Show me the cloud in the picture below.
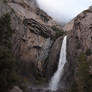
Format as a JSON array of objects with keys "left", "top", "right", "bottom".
[{"left": 36, "top": 0, "right": 92, "bottom": 24}]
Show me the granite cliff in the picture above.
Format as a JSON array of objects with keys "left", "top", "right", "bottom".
[
  {"left": 0, "top": 0, "right": 92, "bottom": 92},
  {"left": 0, "top": 0, "right": 64, "bottom": 84},
  {"left": 66, "top": 6, "right": 92, "bottom": 92}
]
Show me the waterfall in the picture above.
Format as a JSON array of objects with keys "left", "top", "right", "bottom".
[{"left": 49, "top": 36, "right": 67, "bottom": 91}]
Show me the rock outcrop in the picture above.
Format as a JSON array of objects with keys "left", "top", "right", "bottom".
[
  {"left": 0, "top": 0, "right": 64, "bottom": 81},
  {"left": 47, "top": 36, "right": 64, "bottom": 78},
  {"left": 67, "top": 6, "right": 92, "bottom": 92},
  {"left": 9, "top": 86, "right": 23, "bottom": 92}
]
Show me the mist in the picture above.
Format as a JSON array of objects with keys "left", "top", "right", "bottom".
[{"left": 36, "top": 0, "right": 92, "bottom": 24}]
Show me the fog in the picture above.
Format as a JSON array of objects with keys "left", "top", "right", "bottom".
[{"left": 36, "top": 0, "right": 92, "bottom": 24}]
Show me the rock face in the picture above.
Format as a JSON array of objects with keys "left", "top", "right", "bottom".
[
  {"left": 9, "top": 86, "right": 23, "bottom": 92},
  {"left": 63, "top": 20, "right": 74, "bottom": 32},
  {"left": 23, "top": 18, "right": 55, "bottom": 38},
  {"left": 1, "top": 0, "right": 92, "bottom": 92},
  {"left": 0, "top": 0, "right": 64, "bottom": 80},
  {"left": 67, "top": 7, "right": 92, "bottom": 92},
  {"left": 47, "top": 36, "right": 64, "bottom": 78}
]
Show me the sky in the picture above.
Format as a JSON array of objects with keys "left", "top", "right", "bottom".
[{"left": 36, "top": 0, "right": 92, "bottom": 24}]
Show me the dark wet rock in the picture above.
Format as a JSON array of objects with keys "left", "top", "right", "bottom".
[{"left": 47, "top": 36, "right": 64, "bottom": 78}]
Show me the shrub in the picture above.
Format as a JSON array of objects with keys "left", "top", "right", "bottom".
[
  {"left": 83, "top": 10, "right": 92, "bottom": 13},
  {"left": 51, "top": 25, "right": 65, "bottom": 40},
  {"left": 85, "top": 49, "right": 92, "bottom": 56},
  {"left": 0, "top": 13, "right": 12, "bottom": 48},
  {"left": 75, "top": 36, "right": 78, "bottom": 40},
  {"left": 75, "top": 53, "right": 92, "bottom": 92},
  {"left": 76, "top": 42, "right": 81, "bottom": 49},
  {"left": 0, "top": 14, "right": 21, "bottom": 92},
  {"left": 3, "top": 0, "right": 7, "bottom": 3},
  {"left": 0, "top": 46, "right": 17, "bottom": 91},
  {"left": 91, "top": 37, "right": 92, "bottom": 40}
]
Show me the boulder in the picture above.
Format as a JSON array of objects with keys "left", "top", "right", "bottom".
[{"left": 10, "top": 86, "right": 23, "bottom": 92}]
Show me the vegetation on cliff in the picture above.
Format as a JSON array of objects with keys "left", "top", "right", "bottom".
[
  {"left": 0, "top": 14, "right": 23, "bottom": 92},
  {"left": 71, "top": 53, "right": 92, "bottom": 92},
  {"left": 51, "top": 25, "right": 65, "bottom": 40}
]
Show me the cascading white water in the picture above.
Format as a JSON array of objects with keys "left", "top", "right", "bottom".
[{"left": 49, "top": 36, "right": 67, "bottom": 91}]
